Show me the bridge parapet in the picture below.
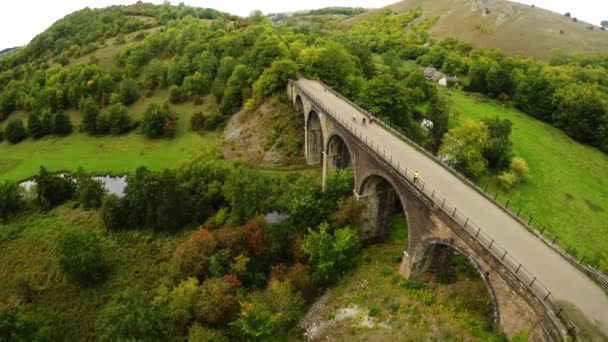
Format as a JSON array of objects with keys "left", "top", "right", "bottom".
[{"left": 289, "top": 79, "right": 578, "bottom": 339}]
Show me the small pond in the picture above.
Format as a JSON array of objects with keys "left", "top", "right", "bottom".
[{"left": 20, "top": 175, "right": 128, "bottom": 198}]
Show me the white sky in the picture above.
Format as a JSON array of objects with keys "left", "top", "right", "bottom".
[{"left": 0, "top": 0, "right": 606, "bottom": 50}]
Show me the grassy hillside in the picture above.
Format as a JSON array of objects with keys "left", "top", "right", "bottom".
[
  {"left": 344, "top": 0, "right": 608, "bottom": 59},
  {"left": 444, "top": 89, "right": 608, "bottom": 264}
]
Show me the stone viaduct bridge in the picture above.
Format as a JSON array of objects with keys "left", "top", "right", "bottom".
[{"left": 288, "top": 79, "right": 608, "bottom": 340}]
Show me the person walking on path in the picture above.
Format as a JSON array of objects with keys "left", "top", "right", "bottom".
[{"left": 413, "top": 171, "right": 420, "bottom": 183}]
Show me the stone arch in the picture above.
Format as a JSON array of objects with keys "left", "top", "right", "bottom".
[
  {"left": 306, "top": 111, "right": 323, "bottom": 165},
  {"left": 358, "top": 174, "right": 411, "bottom": 244},
  {"left": 326, "top": 133, "right": 354, "bottom": 174},
  {"left": 295, "top": 95, "right": 304, "bottom": 114},
  {"left": 411, "top": 238, "right": 500, "bottom": 329}
]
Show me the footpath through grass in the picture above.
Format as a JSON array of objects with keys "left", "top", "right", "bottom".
[{"left": 445, "top": 89, "right": 608, "bottom": 264}]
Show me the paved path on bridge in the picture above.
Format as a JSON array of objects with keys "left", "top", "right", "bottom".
[{"left": 296, "top": 79, "right": 608, "bottom": 334}]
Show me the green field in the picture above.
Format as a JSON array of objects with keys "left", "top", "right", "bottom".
[
  {"left": 445, "top": 89, "right": 608, "bottom": 264},
  {"left": 0, "top": 92, "right": 220, "bottom": 182}
]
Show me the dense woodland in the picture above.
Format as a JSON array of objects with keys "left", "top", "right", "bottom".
[{"left": 0, "top": 1, "right": 607, "bottom": 340}]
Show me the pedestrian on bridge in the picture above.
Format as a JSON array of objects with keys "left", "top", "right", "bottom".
[{"left": 414, "top": 171, "right": 420, "bottom": 183}]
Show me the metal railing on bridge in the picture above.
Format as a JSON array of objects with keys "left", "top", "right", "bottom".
[{"left": 290, "top": 79, "right": 581, "bottom": 338}]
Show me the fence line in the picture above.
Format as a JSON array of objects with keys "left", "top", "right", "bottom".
[{"left": 290, "top": 80, "right": 581, "bottom": 338}]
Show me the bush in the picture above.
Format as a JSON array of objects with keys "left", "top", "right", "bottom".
[
  {"left": 53, "top": 112, "right": 73, "bottom": 136},
  {"left": 96, "top": 113, "right": 110, "bottom": 135},
  {"left": 5, "top": 118, "right": 26, "bottom": 144},
  {"left": 154, "top": 277, "right": 200, "bottom": 324},
  {"left": 119, "top": 78, "right": 139, "bottom": 105},
  {"left": 101, "top": 194, "right": 127, "bottom": 229},
  {"left": 510, "top": 157, "right": 529, "bottom": 180},
  {"left": 496, "top": 171, "right": 517, "bottom": 191},
  {"left": 141, "top": 103, "right": 173, "bottom": 138},
  {"left": 55, "top": 230, "right": 108, "bottom": 286},
  {"left": 106, "top": 103, "right": 132, "bottom": 135},
  {"left": 187, "top": 324, "right": 227, "bottom": 342},
  {"left": 0, "top": 309, "right": 48, "bottom": 341},
  {"left": 95, "top": 288, "right": 169, "bottom": 341},
  {"left": 261, "top": 280, "right": 304, "bottom": 332},
  {"left": 302, "top": 223, "right": 360, "bottom": 284},
  {"left": 193, "top": 278, "right": 238, "bottom": 326},
  {"left": 79, "top": 97, "right": 100, "bottom": 134},
  {"left": 36, "top": 166, "right": 75, "bottom": 208},
  {"left": 75, "top": 172, "right": 106, "bottom": 209},
  {"left": 230, "top": 294, "right": 278, "bottom": 340},
  {"left": 27, "top": 114, "right": 44, "bottom": 139},
  {"left": 173, "top": 228, "right": 217, "bottom": 278},
  {"left": 169, "top": 85, "right": 187, "bottom": 104},
  {"left": 203, "top": 112, "right": 224, "bottom": 130},
  {"left": 190, "top": 112, "right": 205, "bottom": 131},
  {"left": 0, "top": 181, "right": 22, "bottom": 221}
]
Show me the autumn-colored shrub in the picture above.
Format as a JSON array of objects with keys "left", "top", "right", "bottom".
[
  {"left": 286, "top": 263, "right": 313, "bottom": 298},
  {"left": 173, "top": 228, "right": 217, "bottom": 278},
  {"left": 193, "top": 278, "right": 238, "bottom": 326},
  {"left": 214, "top": 227, "right": 246, "bottom": 251},
  {"left": 242, "top": 217, "right": 270, "bottom": 257}
]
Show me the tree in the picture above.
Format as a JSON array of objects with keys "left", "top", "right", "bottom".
[
  {"left": 425, "top": 95, "right": 450, "bottom": 151},
  {"left": 0, "top": 310, "right": 48, "bottom": 341},
  {"left": 360, "top": 74, "right": 415, "bottom": 129},
  {"left": 55, "top": 229, "right": 108, "bottom": 286},
  {"left": 220, "top": 64, "right": 252, "bottom": 115},
  {"left": 564, "top": 12, "right": 571, "bottom": 17},
  {"left": 299, "top": 42, "right": 356, "bottom": 89},
  {"left": 41, "top": 113, "right": 53, "bottom": 136},
  {"left": 75, "top": 171, "right": 106, "bottom": 209},
  {"left": 169, "top": 85, "right": 187, "bottom": 104},
  {"left": 601, "top": 20, "right": 608, "bottom": 29},
  {"left": 302, "top": 223, "right": 359, "bottom": 284},
  {"left": 552, "top": 83, "right": 607, "bottom": 146},
  {"left": 485, "top": 61, "right": 511, "bottom": 97},
  {"left": 141, "top": 103, "right": 172, "bottom": 138},
  {"left": 514, "top": 68, "right": 555, "bottom": 122},
  {"left": 173, "top": 228, "right": 217, "bottom": 278},
  {"left": 0, "top": 181, "right": 22, "bottom": 221},
  {"left": 79, "top": 97, "right": 100, "bottom": 134},
  {"left": 36, "top": 166, "right": 75, "bottom": 208},
  {"left": 95, "top": 288, "right": 169, "bottom": 341},
  {"left": 222, "top": 166, "right": 269, "bottom": 224},
  {"left": 5, "top": 118, "right": 26, "bottom": 144},
  {"left": 261, "top": 280, "right": 304, "bottom": 333},
  {"left": 193, "top": 278, "right": 238, "bottom": 326},
  {"left": 106, "top": 103, "right": 132, "bottom": 134},
  {"left": 101, "top": 194, "right": 127, "bottom": 230},
  {"left": 252, "top": 59, "right": 298, "bottom": 102},
  {"left": 190, "top": 112, "right": 205, "bottom": 131},
  {"left": 481, "top": 117, "right": 513, "bottom": 169},
  {"left": 27, "top": 114, "right": 44, "bottom": 139},
  {"left": 230, "top": 295, "right": 278, "bottom": 340},
  {"left": 438, "top": 120, "right": 490, "bottom": 179},
  {"left": 118, "top": 78, "right": 139, "bottom": 105},
  {"left": 53, "top": 112, "right": 73, "bottom": 136}
]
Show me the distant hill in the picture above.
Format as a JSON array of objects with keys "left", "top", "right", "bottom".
[{"left": 344, "top": 0, "right": 608, "bottom": 59}]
